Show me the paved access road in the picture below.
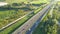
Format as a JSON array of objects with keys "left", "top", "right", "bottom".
[{"left": 12, "top": 2, "right": 55, "bottom": 34}]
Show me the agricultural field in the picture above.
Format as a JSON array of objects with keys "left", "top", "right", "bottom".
[{"left": 33, "top": 1, "right": 60, "bottom": 34}]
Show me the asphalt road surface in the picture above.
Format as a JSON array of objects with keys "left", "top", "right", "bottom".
[
  {"left": 12, "top": 2, "right": 55, "bottom": 34},
  {"left": 0, "top": 3, "right": 46, "bottom": 31},
  {"left": 26, "top": 2, "right": 56, "bottom": 34}
]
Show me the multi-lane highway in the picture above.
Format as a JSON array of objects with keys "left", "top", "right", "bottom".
[
  {"left": 26, "top": 2, "right": 56, "bottom": 34},
  {"left": 12, "top": 1, "right": 55, "bottom": 34},
  {"left": 0, "top": 3, "right": 47, "bottom": 32}
]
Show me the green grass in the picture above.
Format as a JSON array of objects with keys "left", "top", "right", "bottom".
[
  {"left": 0, "top": 16, "right": 29, "bottom": 34},
  {"left": 32, "top": 12, "right": 49, "bottom": 34},
  {"left": 34, "top": 6, "right": 44, "bottom": 14},
  {"left": 0, "top": 9, "right": 29, "bottom": 28},
  {"left": 0, "top": 0, "right": 49, "bottom": 4},
  {"left": 32, "top": 3, "right": 59, "bottom": 34},
  {"left": 5, "top": 0, "right": 27, "bottom": 3},
  {"left": 30, "top": 0, "right": 49, "bottom": 4},
  {"left": 32, "top": 6, "right": 52, "bottom": 34},
  {"left": 0, "top": 10, "right": 15, "bottom": 19},
  {"left": 0, "top": 3, "right": 46, "bottom": 34},
  {"left": 0, "top": 10, "right": 16, "bottom": 28},
  {"left": 0, "top": 10, "right": 34, "bottom": 34}
]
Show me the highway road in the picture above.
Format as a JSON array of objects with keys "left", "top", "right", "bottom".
[
  {"left": 12, "top": 1, "right": 55, "bottom": 34},
  {"left": 26, "top": 2, "right": 56, "bottom": 34},
  {"left": 0, "top": 4, "right": 47, "bottom": 31}
]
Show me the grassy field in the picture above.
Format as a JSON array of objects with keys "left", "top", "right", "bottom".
[
  {"left": 0, "top": 15, "right": 30, "bottom": 34},
  {"left": 0, "top": 2, "right": 46, "bottom": 29},
  {"left": 0, "top": 9, "right": 30, "bottom": 28},
  {"left": 0, "top": 0, "right": 49, "bottom": 34},
  {"left": 0, "top": 0, "right": 49, "bottom": 4},
  {"left": 30, "top": 0, "right": 49, "bottom": 4},
  {"left": 0, "top": 3, "right": 46, "bottom": 34}
]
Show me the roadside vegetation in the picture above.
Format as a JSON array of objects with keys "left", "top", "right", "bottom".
[
  {"left": 33, "top": 5, "right": 58, "bottom": 34},
  {"left": 0, "top": 0, "right": 48, "bottom": 34},
  {"left": 0, "top": 0, "right": 50, "bottom": 34},
  {"left": 55, "top": 2, "right": 60, "bottom": 34},
  {"left": 0, "top": 0, "right": 49, "bottom": 4},
  {"left": 0, "top": 3, "right": 46, "bottom": 34},
  {"left": 0, "top": 1, "right": 45, "bottom": 29},
  {"left": 0, "top": 5, "right": 46, "bottom": 34},
  {"left": 33, "top": 1, "right": 60, "bottom": 34}
]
